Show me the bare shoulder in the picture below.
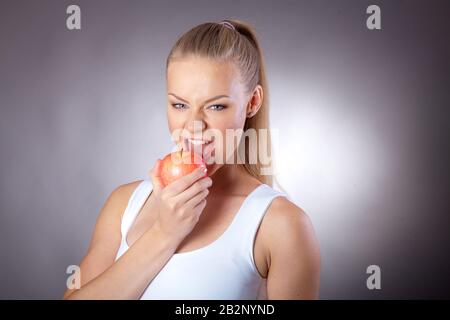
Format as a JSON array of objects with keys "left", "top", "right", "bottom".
[
  {"left": 260, "top": 196, "right": 320, "bottom": 262},
  {"left": 108, "top": 180, "right": 144, "bottom": 219},
  {"left": 111, "top": 180, "right": 144, "bottom": 201},
  {"left": 82, "top": 179, "right": 145, "bottom": 258},
  {"left": 82, "top": 179, "right": 145, "bottom": 253},
  {"left": 264, "top": 196, "right": 311, "bottom": 232},
  {"left": 262, "top": 196, "right": 321, "bottom": 299},
  {"left": 89, "top": 179, "right": 144, "bottom": 245}
]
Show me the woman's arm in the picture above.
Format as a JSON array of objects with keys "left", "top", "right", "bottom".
[
  {"left": 264, "top": 198, "right": 321, "bottom": 300},
  {"left": 63, "top": 162, "right": 211, "bottom": 300},
  {"left": 63, "top": 182, "right": 179, "bottom": 300}
]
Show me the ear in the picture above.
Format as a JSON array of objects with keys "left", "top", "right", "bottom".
[{"left": 246, "top": 85, "right": 263, "bottom": 118}]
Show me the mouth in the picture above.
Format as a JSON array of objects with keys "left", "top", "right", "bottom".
[
  {"left": 183, "top": 136, "right": 213, "bottom": 148},
  {"left": 182, "top": 137, "right": 215, "bottom": 163},
  {"left": 187, "top": 138, "right": 211, "bottom": 146}
]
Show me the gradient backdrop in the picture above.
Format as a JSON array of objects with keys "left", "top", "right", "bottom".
[{"left": 0, "top": 0, "right": 449, "bottom": 299}]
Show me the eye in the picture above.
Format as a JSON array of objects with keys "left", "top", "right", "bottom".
[
  {"left": 171, "top": 103, "right": 188, "bottom": 110},
  {"left": 208, "top": 104, "right": 226, "bottom": 111}
]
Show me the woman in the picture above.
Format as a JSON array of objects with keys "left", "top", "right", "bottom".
[{"left": 63, "top": 19, "right": 320, "bottom": 300}]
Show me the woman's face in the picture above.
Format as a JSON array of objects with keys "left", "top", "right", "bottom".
[{"left": 166, "top": 56, "right": 261, "bottom": 175}]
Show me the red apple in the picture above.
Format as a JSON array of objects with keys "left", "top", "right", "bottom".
[{"left": 159, "top": 150, "right": 207, "bottom": 187}]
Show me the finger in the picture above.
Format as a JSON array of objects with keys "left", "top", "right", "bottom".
[
  {"left": 193, "top": 199, "right": 207, "bottom": 216},
  {"left": 165, "top": 165, "right": 208, "bottom": 196},
  {"left": 183, "top": 187, "right": 209, "bottom": 210},
  {"left": 175, "top": 176, "right": 212, "bottom": 205},
  {"left": 149, "top": 159, "right": 164, "bottom": 191}
]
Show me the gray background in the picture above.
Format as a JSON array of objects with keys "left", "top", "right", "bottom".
[{"left": 1, "top": 0, "right": 449, "bottom": 299}]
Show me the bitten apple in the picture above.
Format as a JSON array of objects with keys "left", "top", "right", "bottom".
[{"left": 159, "top": 150, "right": 207, "bottom": 187}]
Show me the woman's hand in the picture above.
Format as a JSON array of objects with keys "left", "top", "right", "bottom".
[{"left": 148, "top": 159, "right": 212, "bottom": 244}]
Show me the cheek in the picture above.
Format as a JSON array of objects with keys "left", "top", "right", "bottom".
[
  {"left": 166, "top": 107, "right": 184, "bottom": 133},
  {"left": 209, "top": 115, "right": 246, "bottom": 151},
  {"left": 206, "top": 114, "right": 243, "bottom": 141},
  {"left": 230, "top": 109, "right": 247, "bottom": 130},
  {"left": 204, "top": 106, "right": 247, "bottom": 148},
  {"left": 214, "top": 104, "right": 247, "bottom": 129}
]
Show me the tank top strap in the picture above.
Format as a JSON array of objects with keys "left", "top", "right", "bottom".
[
  {"left": 226, "top": 184, "right": 288, "bottom": 270},
  {"left": 120, "top": 179, "right": 153, "bottom": 239},
  {"left": 234, "top": 183, "right": 287, "bottom": 233}
]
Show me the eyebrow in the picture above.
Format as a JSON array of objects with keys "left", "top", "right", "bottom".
[{"left": 168, "top": 93, "right": 230, "bottom": 105}]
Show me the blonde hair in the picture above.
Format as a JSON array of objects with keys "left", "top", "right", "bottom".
[{"left": 166, "top": 19, "right": 278, "bottom": 188}]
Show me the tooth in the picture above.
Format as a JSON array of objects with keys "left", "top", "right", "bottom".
[{"left": 189, "top": 139, "right": 206, "bottom": 145}]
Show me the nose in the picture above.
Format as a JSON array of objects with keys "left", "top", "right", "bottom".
[{"left": 186, "top": 115, "right": 206, "bottom": 134}]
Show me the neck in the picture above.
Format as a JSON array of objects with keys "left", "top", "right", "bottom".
[{"left": 208, "top": 164, "right": 249, "bottom": 196}]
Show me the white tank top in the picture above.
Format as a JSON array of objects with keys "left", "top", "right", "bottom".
[{"left": 115, "top": 179, "right": 287, "bottom": 299}]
